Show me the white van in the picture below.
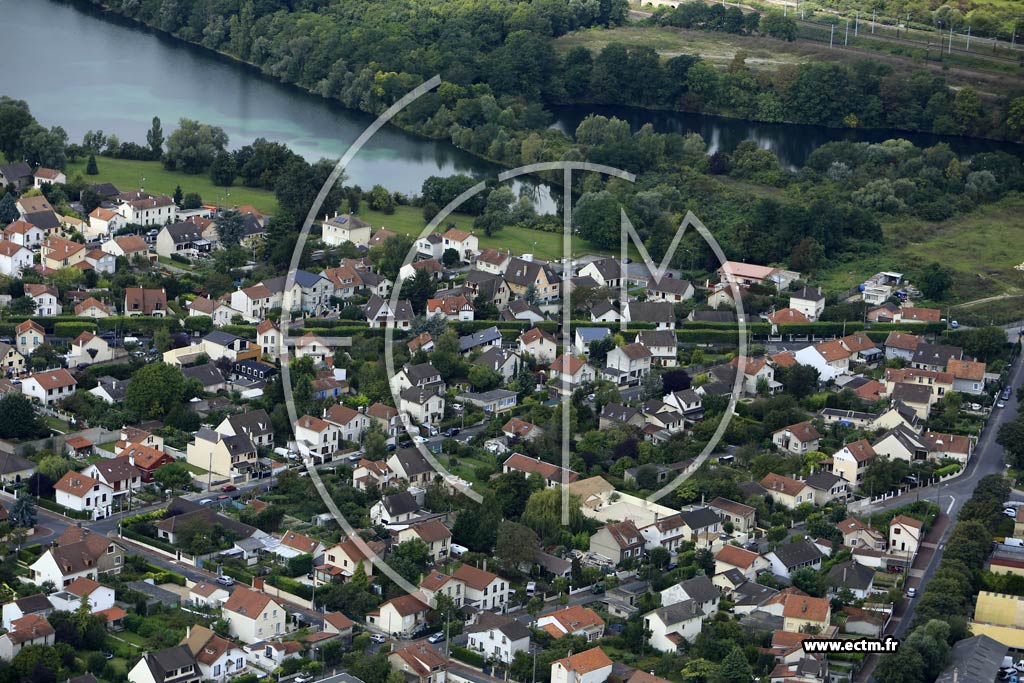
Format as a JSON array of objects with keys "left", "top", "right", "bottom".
[{"left": 526, "top": 581, "right": 537, "bottom": 597}]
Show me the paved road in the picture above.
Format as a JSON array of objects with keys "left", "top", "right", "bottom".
[{"left": 856, "top": 353, "right": 1022, "bottom": 682}]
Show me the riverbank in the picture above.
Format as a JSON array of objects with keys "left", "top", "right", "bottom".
[{"left": 65, "top": 157, "right": 279, "bottom": 214}]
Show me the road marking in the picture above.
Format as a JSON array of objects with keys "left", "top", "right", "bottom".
[{"left": 946, "top": 496, "right": 956, "bottom": 515}]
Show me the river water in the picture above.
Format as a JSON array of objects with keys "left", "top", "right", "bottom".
[{"left": 2, "top": 0, "right": 1020, "bottom": 207}]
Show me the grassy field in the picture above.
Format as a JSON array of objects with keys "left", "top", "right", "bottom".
[
  {"left": 562, "top": 20, "right": 1022, "bottom": 98},
  {"left": 65, "top": 157, "right": 280, "bottom": 214},
  {"left": 817, "top": 194, "right": 1024, "bottom": 310},
  {"left": 356, "top": 204, "right": 617, "bottom": 261},
  {"left": 555, "top": 25, "right": 814, "bottom": 69}
]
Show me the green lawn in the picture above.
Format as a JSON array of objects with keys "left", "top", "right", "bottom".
[
  {"left": 180, "top": 462, "right": 210, "bottom": 475},
  {"left": 65, "top": 157, "right": 280, "bottom": 214},
  {"left": 816, "top": 194, "right": 1024, "bottom": 306},
  {"left": 357, "top": 204, "right": 617, "bottom": 261},
  {"left": 97, "top": 441, "right": 119, "bottom": 453}
]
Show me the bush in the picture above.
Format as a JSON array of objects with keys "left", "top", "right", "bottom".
[
  {"left": 35, "top": 497, "right": 92, "bottom": 520},
  {"left": 451, "top": 646, "right": 486, "bottom": 667}
]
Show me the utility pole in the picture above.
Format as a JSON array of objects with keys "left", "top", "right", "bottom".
[
  {"left": 830, "top": 23, "right": 835, "bottom": 48},
  {"left": 855, "top": 11, "right": 859, "bottom": 36},
  {"left": 845, "top": 19, "right": 849, "bottom": 46},
  {"left": 949, "top": 24, "right": 954, "bottom": 53},
  {"left": 966, "top": 25, "right": 971, "bottom": 51},
  {"left": 871, "top": 10, "right": 875, "bottom": 33}
]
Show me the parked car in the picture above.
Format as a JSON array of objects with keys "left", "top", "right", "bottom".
[
  {"left": 294, "top": 675, "right": 313, "bottom": 683},
  {"left": 370, "top": 634, "right": 387, "bottom": 644},
  {"left": 526, "top": 581, "right": 537, "bottom": 596},
  {"left": 591, "top": 583, "right": 605, "bottom": 594},
  {"left": 222, "top": 485, "right": 237, "bottom": 492},
  {"left": 216, "top": 575, "right": 235, "bottom": 587},
  {"left": 428, "top": 632, "right": 445, "bottom": 644},
  {"left": 906, "top": 587, "right": 917, "bottom": 598},
  {"left": 1004, "top": 508, "right": 1018, "bottom": 517}
]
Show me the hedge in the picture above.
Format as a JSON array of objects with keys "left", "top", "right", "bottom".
[
  {"left": 35, "top": 497, "right": 93, "bottom": 520},
  {"left": 450, "top": 647, "right": 486, "bottom": 667},
  {"left": 119, "top": 527, "right": 179, "bottom": 554},
  {"left": 221, "top": 565, "right": 255, "bottom": 585},
  {"left": 55, "top": 322, "right": 99, "bottom": 338},
  {"left": 934, "top": 464, "right": 961, "bottom": 477},
  {"left": 266, "top": 574, "right": 313, "bottom": 600}
]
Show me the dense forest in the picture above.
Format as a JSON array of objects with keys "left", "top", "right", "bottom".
[
  {"left": 85, "top": 0, "right": 1023, "bottom": 145},
  {"left": 51, "top": 0, "right": 1024, "bottom": 296}
]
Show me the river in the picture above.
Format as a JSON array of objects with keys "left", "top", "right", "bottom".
[{"left": 2, "top": 0, "right": 1020, "bottom": 208}]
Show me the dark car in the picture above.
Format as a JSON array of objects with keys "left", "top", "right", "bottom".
[
  {"left": 222, "top": 485, "right": 237, "bottom": 492},
  {"left": 591, "top": 583, "right": 605, "bottom": 594}
]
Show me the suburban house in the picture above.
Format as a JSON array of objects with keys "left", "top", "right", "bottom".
[
  {"left": 453, "top": 563, "right": 509, "bottom": 612},
  {"left": 772, "top": 421, "right": 821, "bottom": 454},
  {"left": 760, "top": 472, "right": 811, "bottom": 509},
  {"left": 504, "top": 257, "right": 561, "bottom": 302},
  {"left": 767, "top": 539, "right": 826, "bottom": 579},
  {"left": 53, "top": 471, "right": 113, "bottom": 520},
  {"left": 370, "top": 491, "right": 420, "bottom": 526},
  {"left": 0, "top": 239, "right": 33, "bottom": 277},
  {"left": 388, "top": 643, "right": 447, "bottom": 683},
  {"left": 789, "top": 286, "right": 826, "bottom": 321},
  {"left": 714, "top": 545, "right": 769, "bottom": 583},
  {"left": 550, "top": 648, "right": 613, "bottom": 683},
  {"left": 838, "top": 518, "right": 886, "bottom": 551},
  {"left": 222, "top": 587, "right": 285, "bottom": 644},
  {"left": 502, "top": 453, "right": 576, "bottom": 487},
  {"left": 947, "top": 359, "right": 987, "bottom": 396},
  {"left": 590, "top": 520, "right": 645, "bottom": 565},
  {"left": 102, "top": 234, "right": 152, "bottom": 261},
  {"left": 127, "top": 645, "right": 201, "bottom": 683},
  {"left": 0, "top": 614, "right": 56, "bottom": 662},
  {"left": 518, "top": 327, "right": 558, "bottom": 364},
  {"left": 366, "top": 595, "right": 430, "bottom": 637},
  {"left": 186, "top": 428, "right": 258, "bottom": 481},
  {"left": 442, "top": 228, "right": 479, "bottom": 261},
  {"left": 75, "top": 297, "right": 112, "bottom": 319},
  {"left": 466, "top": 613, "right": 531, "bottom": 664},
  {"left": 189, "top": 582, "right": 230, "bottom": 608},
  {"left": 889, "top": 515, "right": 923, "bottom": 559},
  {"left": 708, "top": 497, "right": 757, "bottom": 533},
  {"left": 10, "top": 322, "right": 44, "bottom": 362},
  {"left": 605, "top": 343, "right": 653, "bottom": 386},
  {"left": 400, "top": 386, "right": 445, "bottom": 426},
  {"left": 28, "top": 542, "right": 103, "bottom": 587},
  {"left": 397, "top": 519, "right": 452, "bottom": 563},
  {"left": 831, "top": 440, "right": 876, "bottom": 489},
  {"left": 81, "top": 458, "right": 143, "bottom": 501},
  {"left": 41, "top": 236, "right": 86, "bottom": 270},
  {"left": 321, "top": 214, "right": 371, "bottom": 247},
  {"left": 644, "top": 601, "right": 704, "bottom": 652},
  {"left": 181, "top": 625, "right": 247, "bottom": 682},
  {"left": 124, "top": 287, "right": 168, "bottom": 317},
  {"left": 22, "top": 368, "right": 78, "bottom": 405},
  {"left": 535, "top": 605, "right": 605, "bottom": 642},
  {"left": 548, "top": 355, "right": 596, "bottom": 394},
  {"left": 66, "top": 331, "right": 114, "bottom": 369},
  {"left": 25, "top": 284, "right": 62, "bottom": 315},
  {"left": 155, "top": 221, "right": 209, "bottom": 258},
  {"left": 795, "top": 340, "right": 852, "bottom": 381},
  {"left": 118, "top": 193, "right": 178, "bottom": 227}
]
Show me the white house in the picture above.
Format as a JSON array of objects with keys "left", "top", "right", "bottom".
[
  {"left": 222, "top": 586, "right": 285, "bottom": 644},
  {"left": 47, "top": 577, "right": 115, "bottom": 614},
  {"left": 466, "top": 613, "right": 531, "bottom": 665},
  {"left": 117, "top": 193, "right": 178, "bottom": 227},
  {"left": 321, "top": 214, "right": 371, "bottom": 247},
  {"left": 789, "top": 286, "right": 826, "bottom": 321},
  {"left": 14, "top": 320, "right": 44, "bottom": 357},
  {"left": 0, "top": 614, "right": 55, "bottom": 661},
  {"left": 518, "top": 327, "right": 557, "bottom": 364},
  {"left": 53, "top": 471, "right": 112, "bottom": 520},
  {"left": 87, "top": 207, "right": 126, "bottom": 239},
  {"left": 22, "top": 368, "right": 78, "bottom": 405},
  {"left": 28, "top": 545, "right": 100, "bottom": 588},
  {"left": 548, "top": 355, "right": 596, "bottom": 395},
  {"left": 399, "top": 386, "right": 445, "bottom": 425},
  {"left": 182, "top": 625, "right": 248, "bottom": 683},
  {"left": 441, "top": 228, "right": 479, "bottom": 261},
  {"left": 551, "top": 648, "right": 613, "bottom": 683},
  {"left": 795, "top": 339, "right": 852, "bottom": 382},
  {"left": 189, "top": 581, "right": 230, "bottom": 608},
  {"left": 127, "top": 645, "right": 201, "bottom": 683},
  {"left": 25, "top": 284, "right": 62, "bottom": 316},
  {"left": 605, "top": 343, "right": 652, "bottom": 386},
  {"left": 366, "top": 594, "right": 430, "bottom": 637},
  {"left": 453, "top": 564, "right": 509, "bottom": 612},
  {"left": 644, "top": 601, "right": 704, "bottom": 652},
  {"left": 0, "top": 239, "right": 33, "bottom": 277},
  {"left": 66, "top": 331, "right": 114, "bottom": 369}
]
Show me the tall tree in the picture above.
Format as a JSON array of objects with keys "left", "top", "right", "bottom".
[
  {"left": 0, "top": 97, "right": 34, "bottom": 162},
  {"left": 164, "top": 118, "right": 229, "bottom": 174},
  {"left": 9, "top": 495, "right": 36, "bottom": 529},
  {"left": 210, "top": 150, "right": 237, "bottom": 187},
  {"left": 0, "top": 193, "right": 19, "bottom": 224},
  {"left": 146, "top": 116, "right": 164, "bottom": 158},
  {"left": 215, "top": 209, "right": 247, "bottom": 248}
]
